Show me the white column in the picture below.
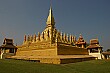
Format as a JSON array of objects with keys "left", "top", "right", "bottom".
[
  {"left": 82, "top": 45, "right": 84, "bottom": 48},
  {"left": 98, "top": 48, "right": 101, "bottom": 53},
  {"left": 14, "top": 49, "right": 16, "bottom": 55},
  {"left": 88, "top": 49, "right": 90, "bottom": 53},
  {"left": 1, "top": 48, "right": 5, "bottom": 59}
]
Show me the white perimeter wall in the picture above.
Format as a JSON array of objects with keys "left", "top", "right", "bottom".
[{"left": 89, "top": 53, "right": 102, "bottom": 59}]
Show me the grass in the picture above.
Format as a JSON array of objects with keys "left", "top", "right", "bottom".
[{"left": 0, "top": 59, "right": 110, "bottom": 73}]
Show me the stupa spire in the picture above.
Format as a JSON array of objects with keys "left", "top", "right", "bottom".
[{"left": 46, "top": 5, "right": 55, "bottom": 27}]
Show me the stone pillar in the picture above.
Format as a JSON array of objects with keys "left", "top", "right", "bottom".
[
  {"left": 74, "top": 36, "right": 76, "bottom": 43},
  {"left": 67, "top": 34, "right": 69, "bottom": 42},
  {"left": 70, "top": 35, "right": 72, "bottom": 43},
  {"left": 37, "top": 32, "right": 40, "bottom": 41},
  {"left": 61, "top": 32, "right": 63, "bottom": 42},
  {"left": 71, "top": 35, "right": 74, "bottom": 43},
  {"left": 24, "top": 35, "right": 26, "bottom": 42},
  {"left": 58, "top": 32, "right": 61, "bottom": 38},
  {"left": 33, "top": 34, "right": 36, "bottom": 42},
  {"left": 42, "top": 32, "right": 44, "bottom": 39},
  {"left": 30, "top": 35, "right": 33, "bottom": 42},
  {"left": 23, "top": 35, "right": 27, "bottom": 44},
  {"left": 63, "top": 33, "right": 66, "bottom": 42},
  {"left": 27, "top": 35, "right": 30, "bottom": 41},
  {"left": 56, "top": 31, "right": 59, "bottom": 40}
]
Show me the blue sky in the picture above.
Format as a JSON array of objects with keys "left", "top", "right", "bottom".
[{"left": 0, "top": 0, "right": 110, "bottom": 51}]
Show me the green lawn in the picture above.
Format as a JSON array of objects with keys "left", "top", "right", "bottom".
[{"left": 0, "top": 59, "right": 110, "bottom": 73}]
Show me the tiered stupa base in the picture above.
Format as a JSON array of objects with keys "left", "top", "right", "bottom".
[{"left": 8, "top": 55, "right": 96, "bottom": 64}]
